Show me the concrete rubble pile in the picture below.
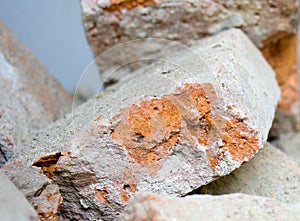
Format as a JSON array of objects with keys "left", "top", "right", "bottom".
[{"left": 0, "top": 1, "right": 299, "bottom": 220}]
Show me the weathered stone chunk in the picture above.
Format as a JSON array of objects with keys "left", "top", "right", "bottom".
[
  {"left": 0, "top": 20, "right": 72, "bottom": 165},
  {"left": 200, "top": 143, "right": 300, "bottom": 204},
  {"left": 81, "top": 0, "right": 297, "bottom": 136},
  {"left": 120, "top": 192, "right": 300, "bottom": 221},
  {"left": 24, "top": 29, "right": 280, "bottom": 220},
  {"left": 0, "top": 172, "right": 38, "bottom": 221}
]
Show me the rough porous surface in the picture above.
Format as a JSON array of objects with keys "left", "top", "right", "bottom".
[
  {"left": 14, "top": 29, "right": 280, "bottom": 220},
  {"left": 121, "top": 192, "right": 300, "bottom": 221},
  {"left": 272, "top": 132, "right": 300, "bottom": 166},
  {"left": 0, "top": 21, "right": 72, "bottom": 166},
  {"left": 0, "top": 172, "right": 38, "bottom": 221},
  {"left": 81, "top": 0, "right": 297, "bottom": 136},
  {"left": 200, "top": 142, "right": 300, "bottom": 204}
]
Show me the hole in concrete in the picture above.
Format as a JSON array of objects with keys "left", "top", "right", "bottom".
[
  {"left": 32, "top": 152, "right": 62, "bottom": 178},
  {"left": 123, "top": 184, "right": 130, "bottom": 190},
  {"left": 103, "top": 78, "right": 119, "bottom": 88}
]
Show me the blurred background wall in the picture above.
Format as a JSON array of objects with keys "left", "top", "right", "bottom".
[{"left": 0, "top": 0, "right": 100, "bottom": 97}]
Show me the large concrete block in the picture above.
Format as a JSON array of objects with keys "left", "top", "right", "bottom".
[
  {"left": 0, "top": 20, "right": 72, "bottom": 165},
  {"left": 121, "top": 192, "right": 300, "bottom": 221},
  {"left": 81, "top": 0, "right": 298, "bottom": 136},
  {"left": 12, "top": 29, "right": 279, "bottom": 220}
]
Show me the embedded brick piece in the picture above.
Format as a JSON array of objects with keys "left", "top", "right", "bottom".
[
  {"left": 0, "top": 21, "right": 72, "bottom": 165},
  {"left": 120, "top": 192, "right": 300, "bottom": 221},
  {"left": 201, "top": 143, "right": 300, "bottom": 204},
  {"left": 0, "top": 172, "right": 38, "bottom": 221},
  {"left": 27, "top": 29, "right": 279, "bottom": 220},
  {"left": 81, "top": 0, "right": 298, "bottom": 136}
]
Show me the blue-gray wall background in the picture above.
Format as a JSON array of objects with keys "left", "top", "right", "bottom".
[{"left": 0, "top": 0, "right": 100, "bottom": 94}]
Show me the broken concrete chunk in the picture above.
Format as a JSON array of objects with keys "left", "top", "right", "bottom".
[
  {"left": 24, "top": 29, "right": 280, "bottom": 220},
  {"left": 81, "top": 0, "right": 297, "bottom": 70},
  {"left": 0, "top": 172, "right": 38, "bottom": 221},
  {"left": 200, "top": 142, "right": 300, "bottom": 204},
  {"left": 2, "top": 162, "right": 50, "bottom": 202},
  {"left": 0, "top": 20, "right": 72, "bottom": 165},
  {"left": 2, "top": 161, "right": 63, "bottom": 221},
  {"left": 81, "top": 0, "right": 297, "bottom": 136},
  {"left": 272, "top": 132, "right": 300, "bottom": 167},
  {"left": 31, "top": 184, "right": 62, "bottom": 221},
  {"left": 120, "top": 192, "right": 300, "bottom": 221}
]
